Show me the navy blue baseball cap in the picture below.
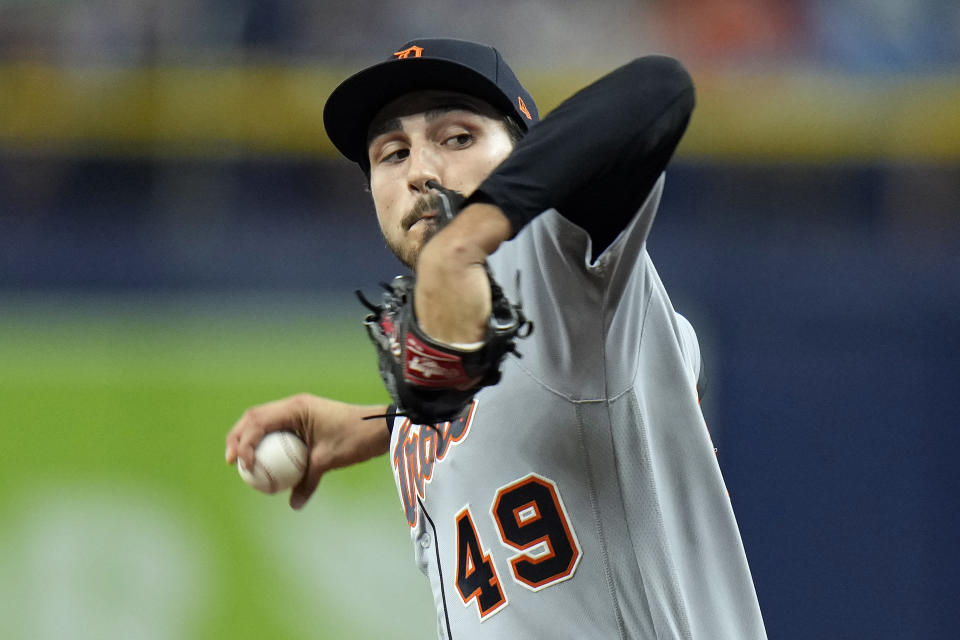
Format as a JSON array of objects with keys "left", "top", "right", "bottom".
[{"left": 323, "top": 38, "right": 539, "bottom": 166}]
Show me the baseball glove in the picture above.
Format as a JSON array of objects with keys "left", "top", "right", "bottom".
[{"left": 357, "top": 182, "right": 532, "bottom": 425}]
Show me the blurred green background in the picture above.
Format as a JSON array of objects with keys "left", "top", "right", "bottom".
[{"left": 0, "top": 293, "right": 435, "bottom": 639}]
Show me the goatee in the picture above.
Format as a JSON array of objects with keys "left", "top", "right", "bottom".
[{"left": 390, "top": 193, "right": 445, "bottom": 270}]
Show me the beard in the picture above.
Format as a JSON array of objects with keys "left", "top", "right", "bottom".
[{"left": 387, "top": 193, "right": 445, "bottom": 270}]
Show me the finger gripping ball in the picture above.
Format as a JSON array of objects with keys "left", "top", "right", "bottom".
[{"left": 238, "top": 431, "right": 308, "bottom": 494}]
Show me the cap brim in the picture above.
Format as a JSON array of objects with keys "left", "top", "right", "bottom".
[{"left": 323, "top": 57, "right": 524, "bottom": 164}]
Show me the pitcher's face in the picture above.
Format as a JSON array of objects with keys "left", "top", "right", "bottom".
[{"left": 366, "top": 91, "right": 514, "bottom": 268}]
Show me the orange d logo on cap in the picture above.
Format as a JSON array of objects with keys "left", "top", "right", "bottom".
[{"left": 393, "top": 45, "right": 424, "bottom": 59}]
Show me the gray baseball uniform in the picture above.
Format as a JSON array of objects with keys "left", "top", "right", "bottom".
[
  {"left": 320, "top": 39, "right": 766, "bottom": 640},
  {"left": 388, "top": 176, "right": 767, "bottom": 639}
]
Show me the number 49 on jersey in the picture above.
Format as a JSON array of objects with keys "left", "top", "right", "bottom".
[{"left": 454, "top": 473, "right": 582, "bottom": 620}]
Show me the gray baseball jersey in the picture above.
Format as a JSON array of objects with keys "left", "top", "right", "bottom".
[{"left": 388, "top": 176, "right": 767, "bottom": 639}]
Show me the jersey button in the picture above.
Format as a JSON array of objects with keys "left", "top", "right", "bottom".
[{"left": 418, "top": 532, "right": 432, "bottom": 549}]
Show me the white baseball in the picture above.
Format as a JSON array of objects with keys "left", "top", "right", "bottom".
[{"left": 238, "top": 431, "right": 308, "bottom": 494}]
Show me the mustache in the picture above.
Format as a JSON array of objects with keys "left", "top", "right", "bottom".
[{"left": 401, "top": 193, "right": 444, "bottom": 231}]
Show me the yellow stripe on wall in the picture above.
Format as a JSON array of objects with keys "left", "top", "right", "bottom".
[
  {"left": 2, "top": 63, "right": 958, "bottom": 161},
  {"left": 681, "top": 71, "right": 960, "bottom": 161},
  {"left": 0, "top": 64, "right": 345, "bottom": 156}
]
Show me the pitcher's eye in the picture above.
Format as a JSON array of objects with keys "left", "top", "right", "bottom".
[
  {"left": 444, "top": 133, "right": 473, "bottom": 149},
  {"left": 382, "top": 148, "right": 409, "bottom": 163}
]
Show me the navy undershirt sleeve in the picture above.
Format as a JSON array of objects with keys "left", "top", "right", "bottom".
[{"left": 464, "top": 56, "right": 695, "bottom": 255}]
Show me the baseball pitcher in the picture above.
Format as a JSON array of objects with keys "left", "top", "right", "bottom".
[{"left": 227, "top": 37, "right": 767, "bottom": 640}]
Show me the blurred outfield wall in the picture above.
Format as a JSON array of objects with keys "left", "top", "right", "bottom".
[
  {"left": 2, "top": 20, "right": 960, "bottom": 640},
  {"left": 2, "top": 63, "right": 959, "bottom": 160}
]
